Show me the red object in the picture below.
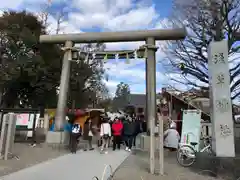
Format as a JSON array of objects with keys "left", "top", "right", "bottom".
[
  {"left": 75, "top": 109, "right": 85, "bottom": 116},
  {"left": 112, "top": 120, "right": 123, "bottom": 136},
  {"left": 66, "top": 109, "right": 86, "bottom": 116}
]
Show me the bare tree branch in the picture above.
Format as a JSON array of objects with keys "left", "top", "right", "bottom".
[
  {"left": 37, "top": 0, "right": 52, "bottom": 27},
  {"left": 55, "top": 10, "right": 65, "bottom": 34},
  {"left": 161, "top": 0, "right": 240, "bottom": 100}
]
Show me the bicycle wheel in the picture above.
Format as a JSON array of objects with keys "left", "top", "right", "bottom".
[
  {"left": 92, "top": 176, "right": 99, "bottom": 180},
  {"left": 101, "top": 164, "right": 113, "bottom": 180},
  {"left": 177, "top": 145, "right": 196, "bottom": 167}
]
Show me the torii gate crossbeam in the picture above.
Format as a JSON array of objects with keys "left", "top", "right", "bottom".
[{"left": 40, "top": 29, "right": 186, "bottom": 43}]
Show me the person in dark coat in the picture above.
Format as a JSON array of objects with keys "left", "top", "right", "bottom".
[
  {"left": 132, "top": 117, "right": 141, "bottom": 147},
  {"left": 97, "top": 116, "right": 104, "bottom": 147},
  {"left": 139, "top": 114, "right": 147, "bottom": 132},
  {"left": 83, "top": 117, "right": 95, "bottom": 151},
  {"left": 123, "top": 118, "right": 136, "bottom": 152}
]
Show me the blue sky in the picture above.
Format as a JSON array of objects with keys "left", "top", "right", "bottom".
[{"left": 1, "top": 0, "right": 187, "bottom": 96}]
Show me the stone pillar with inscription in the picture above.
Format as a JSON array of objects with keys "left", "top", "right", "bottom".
[{"left": 208, "top": 40, "right": 235, "bottom": 157}]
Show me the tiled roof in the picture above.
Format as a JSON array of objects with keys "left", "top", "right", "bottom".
[{"left": 128, "top": 94, "right": 146, "bottom": 108}]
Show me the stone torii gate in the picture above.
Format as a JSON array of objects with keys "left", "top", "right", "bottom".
[{"left": 39, "top": 29, "right": 187, "bottom": 175}]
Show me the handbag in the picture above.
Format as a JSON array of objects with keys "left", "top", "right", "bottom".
[
  {"left": 88, "top": 130, "right": 93, "bottom": 136},
  {"left": 88, "top": 123, "right": 93, "bottom": 136}
]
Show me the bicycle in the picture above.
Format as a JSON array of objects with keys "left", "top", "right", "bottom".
[
  {"left": 176, "top": 136, "right": 212, "bottom": 167},
  {"left": 92, "top": 164, "right": 113, "bottom": 180}
]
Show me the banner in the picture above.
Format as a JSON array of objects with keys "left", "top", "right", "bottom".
[{"left": 180, "top": 110, "right": 202, "bottom": 151}]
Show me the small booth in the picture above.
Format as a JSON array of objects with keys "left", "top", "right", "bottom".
[{"left": 45, "top": 108, "right": 105, "bottom": 145}]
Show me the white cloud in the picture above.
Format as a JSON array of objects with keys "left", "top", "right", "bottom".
[
  {"left": 71, "top": 0, "right": 133, "bottom": 15},
  {"left": 0, "top": 0, "right": 179, "bottom": 95},
  {"left": 103, "top": 79, "right": 119, "bottom": 96},
  {"left": 46, "top": 16, "right": 81, "bottom": 35},
  {"left": 103, "top": 79, "right": 146, "bottom": 95},
  {"left": 68, "top": 0, "right": 159, "bottom": 31},
  {"left": 105, "top": 5, "right": 159, "bottom": 31},
  {"left": 1, "top": 0, "right": 47, "bottom": 11},
  {"left": 58, "top": 21, "right": 81, "bottom": 34},
  {"left": 103, "top": 79, "right": 119, "bottom": 87},
  {"left": 105, "top": 41, "right": 145, "bottom": 51},
  {"left": 68, "top": 12, "right": 110, "bottom": 29},
  {"left": 105, "top": 62, "right": 165, "bottom": 82},
  {"left": 1, "top": 0, "right": 24, "bottom": 9}
]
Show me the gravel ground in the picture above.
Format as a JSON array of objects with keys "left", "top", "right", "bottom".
[
  {"left": 0, "top": 143, "right": 68, "bottom": 177},
  {"left": 113, "top": 150, "right": 237, "bottom": 180}
]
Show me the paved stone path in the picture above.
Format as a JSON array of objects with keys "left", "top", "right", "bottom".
[
  {"left": 0, "top": 143, "right": 68, "bottom": 177},
  {"left": 0, "top": 149, "right": 129, "bottom": 180}
]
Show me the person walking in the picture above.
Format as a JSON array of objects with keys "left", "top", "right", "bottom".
[
  {"left": 109, "top": 118, "right": 114, "bottom": 147},
  {"left": 132, "top": 117, "right": 141, "bottom": 147},
  {"left": 123, "top": 117, "right": 135, "bottom": 152},
  {"left": 139, "top": 114, "right": 146, "bottom": 132},
  {"left": 100, "top": 117, "right": 111, "bottom": 154},
  {"left": 112, "top": 118, "right": 123, "bottom": 151},
  {"left": 70, "top": 122, "right": 82, "bottom": 153},
  {"left": 83, "top": 117, "right": 95, "bottom": 151},
  {"left": 97, "top": 115, "right": 104, "bottom": 147}
]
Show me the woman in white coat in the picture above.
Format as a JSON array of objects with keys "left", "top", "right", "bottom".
[
  {"left": 100, "top": 118, "right": 111, "bottom": 154},
  {"left": 164, "top": 122, "right": 180, "bottom": 151}
]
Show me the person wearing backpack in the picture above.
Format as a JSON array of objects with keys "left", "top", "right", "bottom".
[
  {"left": 100, "top": 117, "right": 111, "bottom": 154},
  {"left": 70, "top": 123, "right": 82, "bottom": 153}
]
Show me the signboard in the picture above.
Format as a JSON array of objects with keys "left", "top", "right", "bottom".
[
  {"left": 208, "top": 40, "right": 235, "bottom": 157},
  {"left": 180, "top": 110, "right": 202, "bottom": 151},
  {"left": 16, "top": 114, "right": 29, "bottom": 126},
  {"left": 15, "top": 113, "right": 40, "bottom": 137}
]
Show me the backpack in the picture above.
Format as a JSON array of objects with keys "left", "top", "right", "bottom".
[{"left": 72, "top": 124, "right": 82, "bottom": 134}]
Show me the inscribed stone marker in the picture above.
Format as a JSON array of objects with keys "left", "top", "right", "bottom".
[{"left": 208, "top": 40, "right": 235, "bottom": 157}]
